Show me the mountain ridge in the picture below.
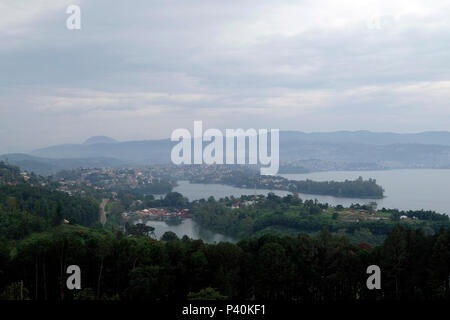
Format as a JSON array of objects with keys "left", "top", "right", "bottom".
[
  {"left": 0, "top": 131, "right": 446, "bottom": 174},
  {"left": 0, "top": 153, "right": 126, "bottom": 175},
  {"left": 83, "top": 136, "right": 118, "bottom": 145}
]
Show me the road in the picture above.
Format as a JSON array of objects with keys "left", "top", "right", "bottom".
[{"left": 99, "top": 199, "right": 109, "bottom": 225}]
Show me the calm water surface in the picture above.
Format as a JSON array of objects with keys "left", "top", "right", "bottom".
[
  {"left": 173, "top": 180, "right": 291, "bottom": 200},
  {"left": 173, "top": 170, "right": 450, "bottom": 215},
  {"left": 282, "top": 169, "right": 450, "bottom": 215},
  {"left": 142, "top": 218, "right": 237, "bottom": 243},
  {"left": 152, "top": 169, "right": 449, "bottom": 240}
]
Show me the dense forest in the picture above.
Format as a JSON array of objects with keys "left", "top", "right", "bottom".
[
  {"left": 0, "top": 161, "right": 42, "bottom": 185},
  {"left": 0, "top": 162, "right": 100, "bottom": 240},
  {"left": 0, "top": 184, "right": 100, "bottom": 224},
  {"left": 0, "top": 225, "right": 449, "bottom": 300},
  {"left": 0, "top": 162, "right": 449, "bottom": 301}
]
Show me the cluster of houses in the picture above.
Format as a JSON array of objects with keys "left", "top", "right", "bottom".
[
  {"left": 122, "top": 208, "right": 189, "bottom": 221},
  {"left": 54, "top": 168, "right": 164, "bottom": 193},
  {"left": 344, "top": 209, "right": 418, "bottom": 223},
  {"left": 20, "top": 172, "right": 31, "bottom": 182},
  {"left": 343, "top": 209, "right": 390, "bottom": 223},
  {"left": 230, "top": 200, "right": 256, "bottom": 209}
]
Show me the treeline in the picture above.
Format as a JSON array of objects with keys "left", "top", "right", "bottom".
[
  {"left": 288, "top": 176, "right": 384, "bottom": 198},
  {"left": 0, "top": 184, "right": 99, "bottom": 239},
  {"left": 192, "top": 170, "right": 384, "bottom": 198},
  {"left": 0, "top": 226, "right": 448, "bottom": 300},
  {"left": 0, "top": 161, "right": 21, "bottom": 184},
  {"left": 191, "top": 194, "right": 449, "bottom": 245},
  {"left": 117, "top": 191, "right": 189, "bottom": 210},
  {"left": 192, "top": 194, "right": 323, "bottom": 239},
  {"left": 0, "top": 161, "right": 42, "bottom": 185},
  {"left": 381, "top": 208, "right": 449, "bottom": 222}
]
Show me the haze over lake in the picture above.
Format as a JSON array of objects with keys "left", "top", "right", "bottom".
[{"left": 174, "top": 169, "right": 450, "bottom": 215}]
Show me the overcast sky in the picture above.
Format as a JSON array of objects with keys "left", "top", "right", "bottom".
[{"left": 1, "top": 0, "right": 450, "bottom": 153}]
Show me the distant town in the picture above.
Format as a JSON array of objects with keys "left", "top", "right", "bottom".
[{"left": 123, "top": 207, "right": 189, "bottom": 221}]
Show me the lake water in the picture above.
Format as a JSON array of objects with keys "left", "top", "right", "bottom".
[
  {"left": 149, "top": 181, "right": 291, "bottom": 242},
  {"left": 150, "top": 169, "right": 449, "bottom": 240},
  {"left": 281, "top": 169, "right": 450, "bottom": 215},
  {"left": 173, "top": 170, "right": 450, "bottom": 215},
  {"left": 141, "top": 218, "right": 237, "bottom": 243},
  {"left": 173, "top": 180, "right": 291, "bottom": 201}
]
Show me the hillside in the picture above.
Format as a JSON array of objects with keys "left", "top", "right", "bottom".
[
  {"left": 27, "top": 131, "right": 450, "bottom": 171},
  {"left": 0, "top": 161, "right": 23, "bottom": 184},
  {"left": 0, "top": 154, "right": 126, "bottom": 175}
]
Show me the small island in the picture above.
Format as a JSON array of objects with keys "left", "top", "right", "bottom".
[{"left": 188, "top": 168, "right": 384, "bottom": 199}]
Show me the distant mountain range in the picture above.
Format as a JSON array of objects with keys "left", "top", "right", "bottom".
[
  {"left": 1, "top": 131, "right": 449, "bottom": 175},
  {"left": 0, "top": 153, "right": 126, "bottom": 175},
  {"left": 32, "top": 138, "right": 172, "bottom": 163},
  {"left": 83, "top": 136, "right": 118, "bottom": 145}
]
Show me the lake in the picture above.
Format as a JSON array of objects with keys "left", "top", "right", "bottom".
[
  {"left": 149, "top": 169, "right": 449, "bottom": 241},
  {"left": 282, "top": 169, "right": 450, "bottom": 215},
  {"left": 173, "top": 169, "right": 450, "bottom": 215},
  {"left": 141, "top": 218, "right": 237, "bottom": 243},
  {"left": 147, "top": 181, "right": 291, "bottom": 242},
  {"left": 173, "top": 180, "right": 291, "bottom": 200}
]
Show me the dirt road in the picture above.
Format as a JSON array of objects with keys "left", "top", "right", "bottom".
[{"left": 99, "top": 199, "right": 109, "bottom": 225}]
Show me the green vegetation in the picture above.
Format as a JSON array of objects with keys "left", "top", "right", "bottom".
[
  {"left": 191, "top": 193, "right": 450, "bottom": 246},
  {"left": 0, "top": 163, "right": 448, "bottom": 301},
  {"left": 0, "top": 161, "right": 43, "bottom": 185},
  {"left": 0, "top": 225, "right": 449, "bottom": 300},
  {"left": 0, "top": 161, "right": 99, "bottom": 233},
  {"left": 0, "top": 161, "right": 22, "bottom": 184},
  {"left": 0, "top": 184, "right": 99, "bottom": 240}
]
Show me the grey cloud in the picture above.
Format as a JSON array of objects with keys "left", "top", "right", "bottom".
[{"left": 1, "top": 0, "right": 450, "bottom": 151}]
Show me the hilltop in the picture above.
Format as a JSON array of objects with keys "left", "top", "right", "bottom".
[{"left": 83, "top": 136, "right": 118, "bottom": 145}]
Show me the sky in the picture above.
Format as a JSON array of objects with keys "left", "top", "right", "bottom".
[{"left": 1, "top": 0, "right": 450, "bottom": 153}]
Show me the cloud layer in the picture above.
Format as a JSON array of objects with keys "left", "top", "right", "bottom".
[{"left": 1, "top": 0, "right": 450, "bottom": 152}]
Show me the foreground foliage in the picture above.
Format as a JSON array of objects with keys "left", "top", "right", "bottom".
[{"left": 0, "top": 225, "right": 449, "bottom": 300}]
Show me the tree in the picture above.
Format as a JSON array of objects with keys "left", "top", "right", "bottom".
[
  {"left": 255, "top": 241, "right": 290, "bottom": 299},
  {"left": 52, "top": 201, "right": 63, "bottom": 226},
  {"left": 382, "top": 225, "right": 408, "bottom": 299},
  {"left": 429, "top": 231, "right": 450, "bottom": 299},
  {"left": 368, "top": 201, "right": 378, "bottom": 213},
  {"left": 163, "top": 192, "right": 188, "bottom": 208},
  {"left": 126, "top": 223, "right": 155, "bottom": 237},
  {"left": 161, "top": 231, "right": 179, "bottom": 242},
  {"left": 0, "top": 282, "right": 30, "bottom": 300},
  {"left": 124, "top": 266, "right": 170, "bottom": 300},
  {"left": 6, "top": 196, "right": 16, "bottom": 213}
]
